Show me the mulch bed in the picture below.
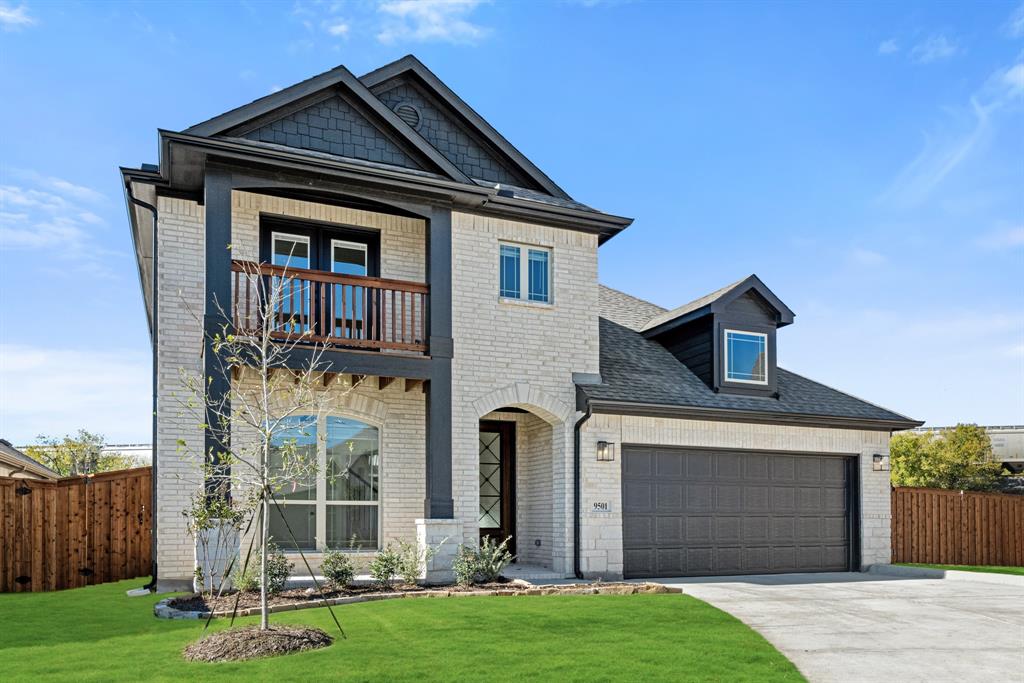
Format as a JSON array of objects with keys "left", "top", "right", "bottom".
[
  {"left": 183, "top": 625, "right": 333, "bottom": 662},
  {"left": 170, "top": 580, "right": 515, "bottom": 613}
]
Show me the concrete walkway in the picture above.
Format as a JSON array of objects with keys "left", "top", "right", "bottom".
[{"left": 661, "top": 572, "right": 1024, "bottom": 683}]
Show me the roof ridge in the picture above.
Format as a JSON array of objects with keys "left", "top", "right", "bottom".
[{"left": 640, "top": 275, "right": 751, "bottom": 332}]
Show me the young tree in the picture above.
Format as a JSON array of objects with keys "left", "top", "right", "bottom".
[
  {"left": 24, "top": 430, "right": 140, "bottom": 476},
  {"left": 891, "top": 424, "right": 1005, "bottom": 491},
  {"left": 178, "top": 258, "right": 349, "bottom": 631}
]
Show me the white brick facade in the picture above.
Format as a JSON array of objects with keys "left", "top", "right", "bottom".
[
  {"left": 154, "top": 192, "right": 428, "bottom": 585},
  {"left": 154, "top": 190, "right": 894, "bottom": 586},
  {"left": 578, "top": 414, "right": 892, "bottom": 578},
  {"left": 451, "top": 211, "right": 598, "bottom": 575}
]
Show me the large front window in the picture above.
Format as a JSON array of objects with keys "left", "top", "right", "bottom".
[
  {"left": 268, "top": 415, "right": 380, "bottom": 551},
  {"left": 724, "top": 330, "right": 768, "bottom": 384}
]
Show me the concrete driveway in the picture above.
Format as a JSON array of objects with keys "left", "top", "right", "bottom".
[{"left": 661, "top": 573, "right": 1024, "bottom": 683}]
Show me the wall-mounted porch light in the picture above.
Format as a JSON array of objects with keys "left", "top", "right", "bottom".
[
  {"left": 872, "top": 454, "right": 890, "bottom": 472},
  {"left": 596, "top": 441, "right": 615, "bottom": 462}
]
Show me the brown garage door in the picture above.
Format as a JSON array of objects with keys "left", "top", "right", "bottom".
[{"left": 622, "top": 446, "right": 857, "bottom": 578}]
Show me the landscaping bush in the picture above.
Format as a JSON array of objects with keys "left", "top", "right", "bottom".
[
  {"left": 230, "top": 542, "right": 292, "bottom": 594},
  {"left": 320, "top": 550, "right": 355, "bottom": 589},
  {"left": 891, "top": 424, "right": 1005, "bottom": 491},
  {"left": 369, "top": 544, "right": 402, "bottom": 589},
  {"left": 453, "top": 536, "right": 515, "bottom": 586}
]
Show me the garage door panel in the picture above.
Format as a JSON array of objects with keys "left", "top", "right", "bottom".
[
  {"left": 655, "top": 451, "right": 683, "bottom": 477},
  {"left": 716, "top": 454, "right": 742, "bottom": 479},
  {"left": 623, "top": 446, "right": 854, "bottom": 579},
  {"left": 656, "top": 483, "right": 683, "bottom": 510},
  {"left": 655, "top": 516, "right": 683, "bottom": 544}
]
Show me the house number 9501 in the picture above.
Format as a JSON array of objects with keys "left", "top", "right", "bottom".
[{"left": 591, "top": 501, "right": 610, "bottom": 512}]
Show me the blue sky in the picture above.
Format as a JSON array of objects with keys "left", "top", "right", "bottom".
[{"left": 0, "top": 0, "right": 1021, "bottom": 443}]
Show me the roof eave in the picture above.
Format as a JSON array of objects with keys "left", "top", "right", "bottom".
[{"left": 582, "top": 397, "right": 924, "bottom": 432}]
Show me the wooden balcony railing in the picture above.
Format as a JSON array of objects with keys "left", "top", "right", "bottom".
[{"left": 232, "top": 261, "right": 429, "bottom": 354}]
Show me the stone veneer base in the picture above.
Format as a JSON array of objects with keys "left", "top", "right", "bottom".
[{"left": 153, "top": 582, "right": 682, "bottom": 620}]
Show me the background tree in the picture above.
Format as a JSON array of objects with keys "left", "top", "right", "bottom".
[
  {"left": 178, "top": 258, "right": 346, "bottom": 633},
  {"left": 24, "top": 430, "right": 140, "bottom": 476},
  {"left": 890, "top": 424, "right": 1005, "bottom": 491}
]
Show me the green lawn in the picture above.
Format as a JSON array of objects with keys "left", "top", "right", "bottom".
[
  {"left": 0, "top": 579, "right": 802, "bottom": 682},
  {"left": 897, "top": 563, "right": 1024, "bottom": 576}
]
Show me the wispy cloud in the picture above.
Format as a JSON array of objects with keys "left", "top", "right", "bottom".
[
  {"left": 848, "top": 247, "right": 887, "bottom": 267},
  {"left": 0, "top": 1, "right": 33, "bottom": 29},
  {"left": 909, "top": 33, "right": 960, "bottom": 64},
  {"left": 0, "top": 171, "right": 115, "bottom": 277},
  {"left": 324, "top": 19, "right": 349, "bottom": 37},
  {"left": 377, "top": 0, "right": 490, "bottom": 45},
  {"left": 878, "top": 60, "right": 1023, "bottom": 207},
  {"left": 0, "top": 2, "right": 34, "bottom": 30},
  {"left": 877, "top": 39, "right": 899, "bottom": 55},
  {"left": 1004, "top": 2, "right": 1024, "bottom": 38},
  {"left": 977, "top": 224, "right": 1024, "bottom": 250},
  {"left": 0, "top": 344, "right": 151, "bottom": 444}
]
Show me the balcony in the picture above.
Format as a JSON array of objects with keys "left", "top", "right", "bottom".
[{"left": 231, "top": 260, "right": 429, "bottom": 354}]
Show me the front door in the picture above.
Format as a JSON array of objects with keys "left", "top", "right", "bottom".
[{"left": 478, "top": 421, "right": 515, "bottom": 555}]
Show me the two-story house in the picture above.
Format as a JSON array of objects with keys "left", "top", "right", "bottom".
[{"left": 122, "top": 56, "right": 920, "bottom": 591}]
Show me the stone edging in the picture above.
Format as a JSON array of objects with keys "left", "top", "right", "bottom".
[
  {"left": 154, "top": 582, "right": 682, "bottom": 620},
  {"left": 868, "top": 563, "right": 1024, "bottom": 586}
]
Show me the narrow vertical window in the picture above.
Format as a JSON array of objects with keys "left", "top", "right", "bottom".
[
  {"left": 270, "top": 232, "right": 311, "bottom": 333},
  {"left": 499, "top": 244, "right": 520, "bottom": 299},
  {"left": 527, "top": 249, "right": 549, "bottom": 303}
]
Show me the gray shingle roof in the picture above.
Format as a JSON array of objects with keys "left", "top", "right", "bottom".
[
  {"left": 598, "top": 285, "right": 667, "bottom": 331},
  {"left": 640, "top": 278, "right": 747, "bottom": 331},
  {"left": 590, "top": 292, "right": 920, "bottom": 427}
]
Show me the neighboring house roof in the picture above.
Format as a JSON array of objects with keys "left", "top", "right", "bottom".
[
  {"left": 641, "top": 274, "right": 796, "bottom": 334},
  {"left": 0, "top": 439, "right": 60, "bottom": 480},
  {"left": 586, "top": 287, "right": 920, "bottom": 429}
]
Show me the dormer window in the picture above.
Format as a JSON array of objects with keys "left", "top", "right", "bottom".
[{"left": 724, "top": 330, "right": 767, "bottom": 384}]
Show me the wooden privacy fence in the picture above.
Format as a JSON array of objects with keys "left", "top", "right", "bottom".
[
  {"left": 891, "top": 486, "right": 1024, "bottom": 567},
  {"left": 0, "top": 467, "right": 152, "bottom": 592}
]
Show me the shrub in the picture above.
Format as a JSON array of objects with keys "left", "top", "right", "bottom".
[
  {"left": 452, "top": 544, "right": 479, "bottom": 586},
  {"left": 320, "top": 550, "right": 355, "bottom": 589},
  {"left": 452, "top": 536, "right": 515, "bottom": 586},
  {"left": 369, "top": 544, "right": 402, "bottom": 589},
  {"left": 891, "top": 424, "right": 1005, "bottom": 491},
  {"left": 230, "top": 541, "right": 292, "bottom": 594}
]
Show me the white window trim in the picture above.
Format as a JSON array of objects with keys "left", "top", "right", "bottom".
[
  {"left": 274, "top": 413, "right": 382, "bottom": 553},
  {"left": 330, "top": 239, "right": 368, "bottom": 275},
  {"left": 498, "top": 241, "right": 552, "bottom": 305},
  {"left": 723, "top": 329, "right": 769, "bottom": 385},
  {"left": 271, "top": 231, "right": 311, "bottom": 270}
]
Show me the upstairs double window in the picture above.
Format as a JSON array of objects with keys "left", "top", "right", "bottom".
[{"left": 499, "top": 242, "right": 551, "bottom": 304}]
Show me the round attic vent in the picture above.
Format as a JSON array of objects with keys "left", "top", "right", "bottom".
[{"left": 393, "top": 102, "right": 421, "bottom": 130}]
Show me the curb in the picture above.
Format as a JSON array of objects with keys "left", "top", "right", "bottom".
[
  {"left": 153, "top": 582, "right": 682, "bottom": 620},
  {"left": 868, "top": 564, "right": 1024, "bottom": 586}
]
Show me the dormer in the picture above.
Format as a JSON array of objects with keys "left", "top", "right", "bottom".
[{"left": 641, "top": 275, "right": 795, "bottom": 398}]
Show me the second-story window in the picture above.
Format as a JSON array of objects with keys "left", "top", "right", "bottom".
[
  {"left": 499, "top": 242, "right": 551, "bottom": 304},
  {"left": 724, "top": 329, "right": 768, "bottom": 384}
]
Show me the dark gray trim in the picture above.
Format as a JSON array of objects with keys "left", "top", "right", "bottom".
[
  {"left": 203, "top": 169, "right": 233, "bottom": 495},
  {"left": 360, "top": 55, "right": 571, "bottom": 200},
  {"left": 587, "top": 398, "right": 923, "bottom": 431},
  {"left": 642, "top": 274, "right": 796, "bottom": 338},
  {"left": 618, "top": 442, "right": 860, "bottom": 457},
  {"left": 278, "top": 347, "right": 434, "bottom": 380},
  {"left": 425, "top": 206, "right": 454, "bottom": 518},
  {"left": 573, "top": 404, "right": 592, "bottom": 580},
  {"left": 184, "top": 64, "right": 472, "bottom": 185},
  {"left": 847, "top": 456, "right": 862, "bottom": 571},
  {"left": 158, "top": 131, "right": 632, "bottom": 241},
  {"left": 124, "top": 181, "right": 159, "bottom": 590}
]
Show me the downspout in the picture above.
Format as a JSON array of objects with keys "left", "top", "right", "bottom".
[
  {"left": 126, "top": 183, "right": 159, "bottom": 592},
  {"left": 572, "top": 400, "right": 593, "bottom": 580}
]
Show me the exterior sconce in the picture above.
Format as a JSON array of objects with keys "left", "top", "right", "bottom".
[
  {"left": 596, "top": 441, "right": 615, "bottom": 462},
  {"left": 873, "top": 454, "right": 890, "bottom": 472}
]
